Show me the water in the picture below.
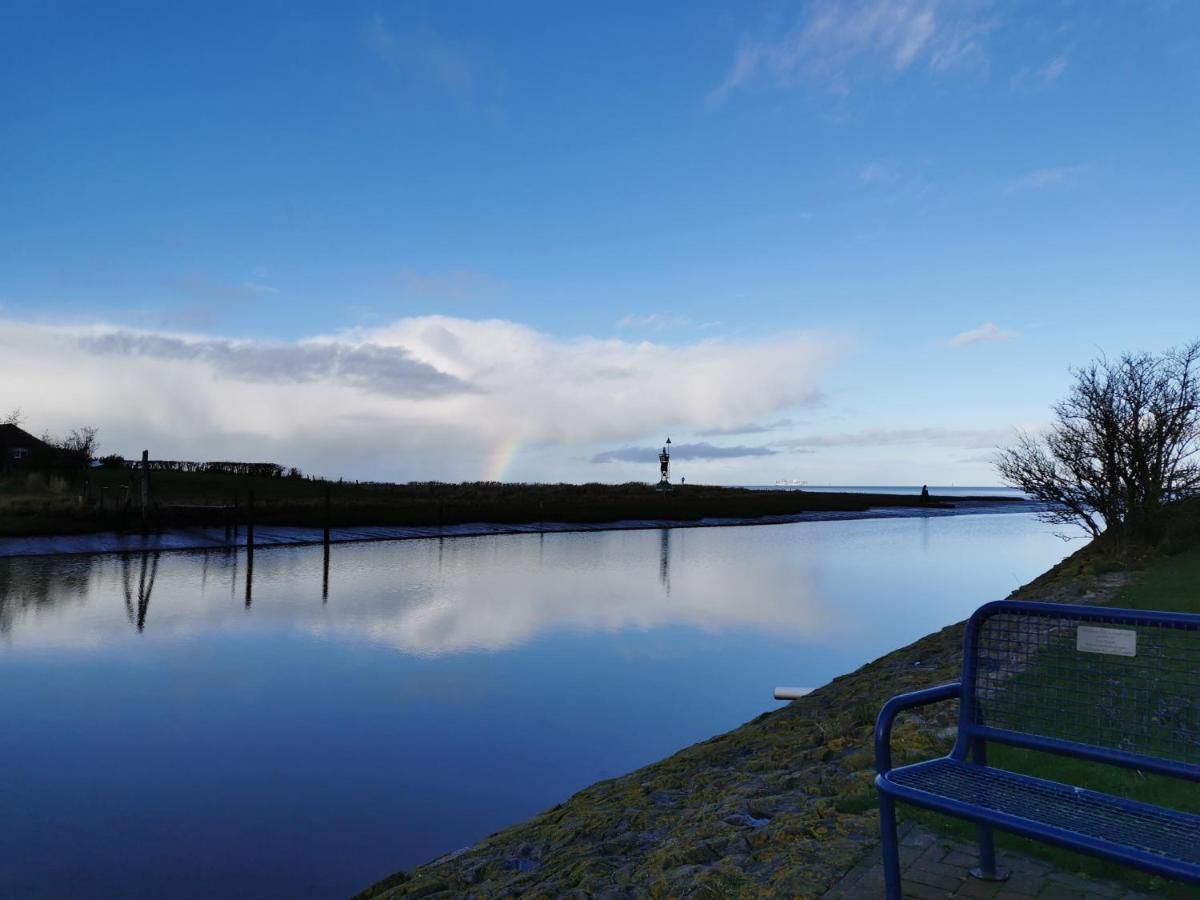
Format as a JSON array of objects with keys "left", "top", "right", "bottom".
[{"left": 0, "top": 512, "right": 1073, "bottom": 898}]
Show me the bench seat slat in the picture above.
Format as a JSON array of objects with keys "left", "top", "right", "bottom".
[{"left": 883, "top": 757, "right": 1200, "bottom": 869}]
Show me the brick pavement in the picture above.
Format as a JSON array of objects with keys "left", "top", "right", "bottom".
[{"left": 822, "top": 823, "right": 1163, "bottom": 899}]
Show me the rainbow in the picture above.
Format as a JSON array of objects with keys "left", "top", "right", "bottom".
[{"left": 482, "top": 436, "right": 521, "bottom": 482}]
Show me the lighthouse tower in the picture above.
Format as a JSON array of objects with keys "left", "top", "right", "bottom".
[{"left": 657, "top": 437, "right": 672, "bottom": 492}]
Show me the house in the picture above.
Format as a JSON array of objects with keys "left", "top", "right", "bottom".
[{"left": 0, "top": 423, "right": 56, "bottom": 475}]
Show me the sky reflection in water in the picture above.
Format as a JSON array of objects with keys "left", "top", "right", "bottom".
[{"left": 0, "top": 514, "right": 1072, "bottom": 898}]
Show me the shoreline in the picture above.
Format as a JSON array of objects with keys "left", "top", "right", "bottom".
[
  {"left": 0, "top": 497, "right": 1039, "bottom": 558},
  {"left": 356, "top": 541, "right": 1130, "bottom": 899}
]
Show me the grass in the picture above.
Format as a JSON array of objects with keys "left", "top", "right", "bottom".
[
  {"left": 0, "top": 468, "right": 1020, "bottom": 538},
  {"left": 907, "top": 547, "right": 1200, "bottom": 897}
]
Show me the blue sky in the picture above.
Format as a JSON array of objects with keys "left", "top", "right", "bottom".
[{"left": 2, "top": 1, "right": 1198, "bottom": 484}]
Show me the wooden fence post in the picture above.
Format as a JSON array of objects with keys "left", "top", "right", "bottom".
[
  {"left": 323, "top": 483, "right": 331, "bottom": 547},
  {"left": 140, "top": 449, "right": 150, "bottom": 530}
]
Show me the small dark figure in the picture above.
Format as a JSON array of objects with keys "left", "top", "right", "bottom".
[{"left": 920, "top": 484, "right": 930, "bottom": 503}]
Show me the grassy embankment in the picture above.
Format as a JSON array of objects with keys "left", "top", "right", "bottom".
[{"left": 0, "top": 469, "right": 1017, "bottom": 539}]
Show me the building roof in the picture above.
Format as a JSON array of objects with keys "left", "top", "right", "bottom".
[{"left": 0, "top": 423, "right": 51, "bottom": 449}]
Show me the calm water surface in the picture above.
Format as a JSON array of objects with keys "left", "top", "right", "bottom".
[{"left": 0, "top": 512, "right": 1073, "bottom": 898}]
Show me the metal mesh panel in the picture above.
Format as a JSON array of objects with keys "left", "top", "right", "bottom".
[
  {"left": 970, "top": 608, "right": 1200, "bottom": 767},
  {"left": 891, "top": 758, "right": 1200, "bottom": 864}
]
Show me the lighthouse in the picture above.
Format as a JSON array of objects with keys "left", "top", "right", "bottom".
[{"left": 657, "top": 437, "right": 672, "bottom": 492}]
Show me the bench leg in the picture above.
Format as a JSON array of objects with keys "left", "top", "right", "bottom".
[
  {"left": 969, "top": 740, "right": 1010, "bottom": 882},
  {"left": 878, "top": 793, "right": 902, "bottom": 900},
  {"left": 970, "top": 824, "right": 1011, "bottom": 881}
]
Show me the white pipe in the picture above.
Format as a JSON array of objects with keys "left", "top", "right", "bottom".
[{"left": 773, "top": 686, "right": 814, "bottom": 701}]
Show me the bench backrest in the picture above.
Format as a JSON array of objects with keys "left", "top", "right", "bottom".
[{"left": 960, "top": 600, "right": 1200, "bottom": 780}]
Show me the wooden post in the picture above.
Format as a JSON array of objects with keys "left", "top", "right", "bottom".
[
  {"left": 245, "top": 490, "right": 255, "bottom": 607},
  {"left": 140, "top": 449, "right": 150, "bottom": 530},
  {"left": 322, "top": 542, "right": 330, "bottom": 603},
  {"left": 323, "top": 484, "right": 331, "bottom": 547}
]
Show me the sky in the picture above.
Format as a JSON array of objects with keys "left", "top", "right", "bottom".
[{"left": 2, "top": 0, "right": 1198, "bottom": 486}]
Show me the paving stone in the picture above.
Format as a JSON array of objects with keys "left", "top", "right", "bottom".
[
  {"left": 1001, "top": 874, "right": 1047, "bottom": 896},
  {"left": 943, "top": 850, "right": 979, "bottom": 868},
  {"left": 903, "top": 830, "right": 939, "bottom": 849},
  {"left": 1045, "top": 871, "right": 1117, "bottom": 894},
  {"left": 954, "top": 878, "right": 1003, "bottom": 898},
  {"left": 907, "top": 868, "right": 963, "bottom": 891},
  {"left": 1037, "top": 886, "right": 1092, "bottom": 900},
  {"left": 903, "top": 881, "right": 954, "bottom": 899},
  {"left": 918, "top": 860, "right": 975, "bottom": 881},
  {"left": 820, "top": 825, "right": 1158, "bottom": 900}
]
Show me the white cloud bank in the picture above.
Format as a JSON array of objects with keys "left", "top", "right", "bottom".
[{"left": 0, "top": 316, "right": 838, "bottom": 480}]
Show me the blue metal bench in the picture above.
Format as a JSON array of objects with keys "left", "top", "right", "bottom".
[{"left": 874, "top": 600, "right": 1200, "bottom": 899}]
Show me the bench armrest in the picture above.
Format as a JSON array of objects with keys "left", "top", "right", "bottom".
[{"left": 875, "top": 681, "right": 961, "bottom": 775}]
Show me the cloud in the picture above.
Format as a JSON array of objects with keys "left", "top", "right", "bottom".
[
  {"left": 707, "top": 0, "right": 996, "bottom": 104},
  {"left": 364, "top": 11, "right": 506, "bottom": 109},
  {"left": 80, "top": 331, "right": 472, "bottom": 398},
  {"left": 616, "top": 313, "right": 692, "bottom": 330},
  {"left": 778, "top": 426, "right": 1012, "bottom": 450},
  {"left": 369, "top": 15, "right": 470, "bottom": 90},
  {"left": 695, "top": 418, "right": 794, "bottom": 437},
  {"left": 0, "top": 316, "right": 838, "bottom": 479},
  {"left": 858, "top": 161, "right": 898, "bottom": 185},
  {"left": 169, "top": 274, "right": 280, "bottom": 301},
  {"left": 2, "top": 537, "right": 850, "bottom": 655},
  {"left": 949, "top": 322, "right": 1017, "bottom": 347},
  {"left": 1006, "top": 164, "right": 1087, "bottom": 192},
  {"left": 1010, "top": 54, "right": 1068, "bottom": 92},
  {"left": 240, "top": 281, "right": 279, "bottom": 296},
  {"left": 592, "top": 442, "right": 778, "bottom": 464}
]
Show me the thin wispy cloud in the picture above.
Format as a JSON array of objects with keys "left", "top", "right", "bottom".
[
  {"left": 169, "top": 274, "right": 280, "bottom": 302},
  {"left": 858, "top": 161, "right": 898, "bottom": 185},
  {"left": 707, "top": 0, "right": 996, "bottom": 104},
  {"left": 949, "top": 322, "right": 1018, "bottom": 347},
  {"left": 395, "top": 268, "right": 495, "bottom": 301},
  {"left": 1010, "top": 54, "right": 1068, "bottom": 92},
  {"left": 368, "top": 14, "right": 475, "bottom": 94},
  {"left": 695, "top": 418, "right": 794, "bottom": 437},
  {"left": 616, "top": 313, "right": 692, "bottom": 330},
  {"left": 778, "top": 426, "right": 1012, "bottom": 450},
  {"left": 592, "top": 442, "right": 777, "bottom": 464},
  {"left": 1007, "top": 164, "right": 1088, "bottom": 192}
]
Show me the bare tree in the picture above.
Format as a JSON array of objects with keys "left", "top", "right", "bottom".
[
  {"left": 2, "top": 408, "right": 22, "bottom": 427},
  {"left": 63, "top": 426, "right": 100, "bottom": 458},
  {"left": 995, "top": 342, "right": 1200, "bottom": 540},
  {"left": 42, "top": 426, "right": 101, "bottom": 468}
]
